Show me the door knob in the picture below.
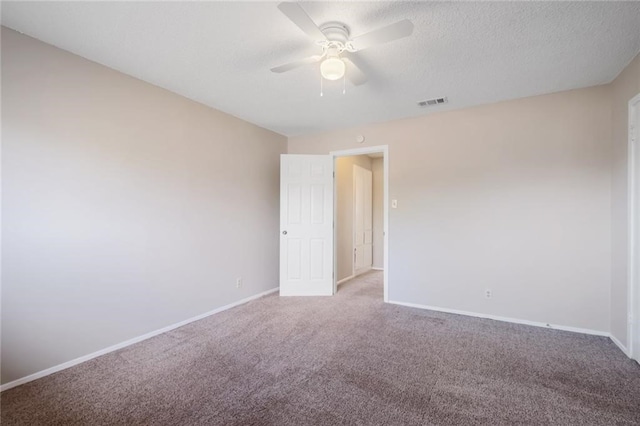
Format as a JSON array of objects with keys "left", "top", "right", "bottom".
[{"left": 282, "top": 230, "right": 287, "bottom": 235}]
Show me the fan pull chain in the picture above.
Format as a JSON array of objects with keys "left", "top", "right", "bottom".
[
  {"left": 320, "top": 74, "right": 324, "bottom": 97},
  {"left": 343, "top": 73, "right": 346, "bottom": 95}
]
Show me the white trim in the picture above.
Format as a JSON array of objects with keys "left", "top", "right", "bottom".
[
  {"left": 337, "top": 275, "right": 355, "bottom": 285},
  {"left": 0, "top": 287, "right": 279, "bottom": 392},
  {"left": 628, "top": 93, "right": 640, "bottom": 361},
  {"left": 610, "top": 333, "right": 630, "bottom": 357},
  {"left": 279, "top": 289, "right": 333, "bottom": 296},
  {"left": 331, "top": 145, "right": 389, "bottom": 302},
  {"left": 371, "top": 267, "right": 384, "bottom": 271},
  {"left": 338, "top": 268, "right": 377, "bottom": 286},
  {"left": 354, "top": 266, "right": 372, "bottom": 277},
  {"left": 387, "top": 300, "right": 610, "bottom": 337}
]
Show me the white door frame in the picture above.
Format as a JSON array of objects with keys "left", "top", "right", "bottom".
[
  {"left": 628, "top": 93, "right": 640, "bottom": 361},
  {"left": 330, "top": 145, "right": 389, "bottom": 302}
]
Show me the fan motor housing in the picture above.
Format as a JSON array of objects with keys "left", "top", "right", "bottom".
[{"left": 319, "top": 22, "right": 350, "bottom": 43}]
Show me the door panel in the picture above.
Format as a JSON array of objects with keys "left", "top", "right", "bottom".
[
  {"left": 280, "top": 155, "right": 334, "bottom": 296},
  {"left": 354, "top": 165, "right": 373, "bottom": 275}
]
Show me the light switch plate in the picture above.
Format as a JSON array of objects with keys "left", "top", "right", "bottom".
[{"left": 392, "top": 199, "right": 398, "bottom": 208}]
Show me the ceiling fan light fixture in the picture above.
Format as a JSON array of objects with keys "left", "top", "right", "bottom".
[{"left": 320, "top": 57, "right": 345, "bottom": 81}]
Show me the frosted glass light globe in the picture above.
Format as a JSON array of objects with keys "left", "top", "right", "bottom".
[{"left": 320, "top": 57, "right": 346, "bottom": 81}]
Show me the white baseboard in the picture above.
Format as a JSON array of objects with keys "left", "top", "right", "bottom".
[
  {"left": 0, "top": 287, "right": 279, "bottom": 393},
  {"left": 3, "top": 290, "right": 628, "bottom": 393},
  {"left": 387, "top": 300, "right": 610, "bottom": 337},
  {"left": 609, "top": 333, "right": 630, "bottom": 356},
  {"left": 338, "top": 267, "right": 382, "bottom": 286},
  {"left": 337, "top": 275, "right": 355, "bottom": 285},
  {"left": 354, "top": 267, "right": 372, "bottom": 277}
]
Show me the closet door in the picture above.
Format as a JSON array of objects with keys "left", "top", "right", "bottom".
[{"left": 354, "top": 165, "right": 373, "bottom": 275}]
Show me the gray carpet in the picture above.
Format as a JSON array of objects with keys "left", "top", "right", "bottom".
[{"left": 2, "top": 271, "right": 640, "bottom": 425}]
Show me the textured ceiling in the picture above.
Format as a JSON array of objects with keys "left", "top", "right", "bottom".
[{"left": 2, "top": 1, "right": 640, "bottom": 136}]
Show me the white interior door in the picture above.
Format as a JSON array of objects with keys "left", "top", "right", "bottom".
[
  {"left": 354, "top": 165, "right": 373, "bottom": 275},
  {"left": 280, "top": 154, "right": 334, "bottom": 296}
]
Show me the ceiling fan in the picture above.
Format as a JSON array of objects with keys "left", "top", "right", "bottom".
[{"left": 270, "top": 2, "right": 414, "bottom": 88}]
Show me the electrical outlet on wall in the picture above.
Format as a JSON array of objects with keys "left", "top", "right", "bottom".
[
  {"left": 236, "top": 277, "right": 243, "bottom": 288},
  {"left": 485, "top": 289, "right": 492, "bottom": 299}
]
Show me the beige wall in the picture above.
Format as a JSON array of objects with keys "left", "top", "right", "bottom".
[
  {"left": 289, "top": 86, "right": 613, "bottom": 332},
  {"left": 336, "top": 155, "right": 372, "bottom": 281},
  {"left": 610, "top": 53, "right": 640, "bottom": 347},
  {"left": 1, "top": 28, "right": 287, "bottom": 385},
  {"left": 372, "top": 158, "right": 384, "bottom": 269}
]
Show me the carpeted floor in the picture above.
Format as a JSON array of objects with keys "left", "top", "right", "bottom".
[{"left": 2, "top": 271, "right": 640, "bottom": 425}]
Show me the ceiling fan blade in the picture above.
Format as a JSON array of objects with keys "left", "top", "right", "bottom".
[
  {"left": 342, "top": 55, "right": 368, "bottom": 86},
  {"left": 277, "top": 2, "right": 327, "bottom": 41},
  {"left": 270, "top": 55, "right": 323, "bottom": 73},
  {"left": 350, "top": 19, "right": 414, "bottom": 51}
]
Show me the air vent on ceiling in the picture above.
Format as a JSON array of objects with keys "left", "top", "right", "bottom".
[{"left": 418, "top": 97, "right": 448, "bottom": 107}]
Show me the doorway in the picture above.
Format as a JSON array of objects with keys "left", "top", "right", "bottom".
[
  {"left": 334, "top": 159, "right": 374, "bottom": 284},
  {"left": 331, "top": 146, "right": 389, "bottom": 302},
  {"left": 629, "top": 93, "right": 640, "bottom": 362}
]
